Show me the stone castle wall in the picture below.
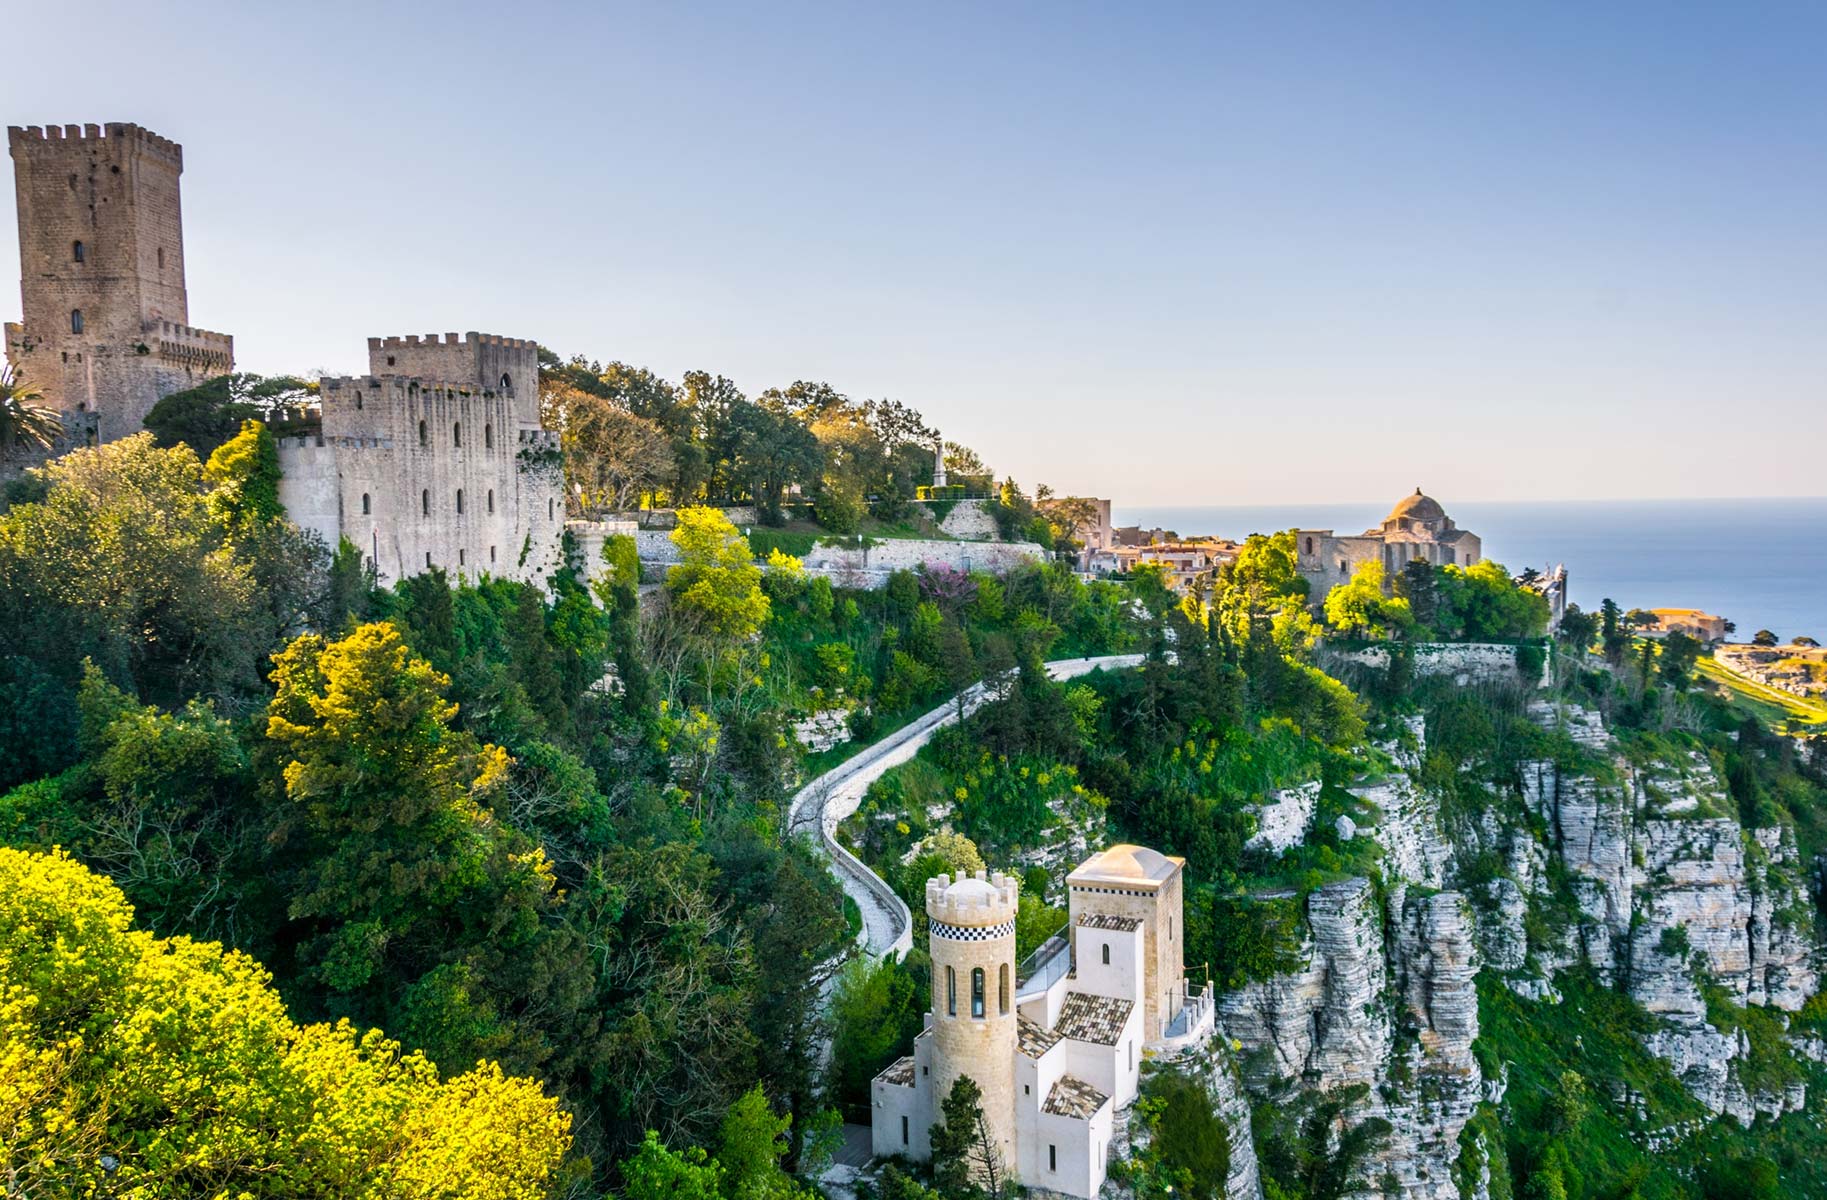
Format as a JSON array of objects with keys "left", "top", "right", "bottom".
[
  {"left": 567, "top": 522, "right": 1049, "bottom": 589},
  {"left": 7, "top": 123, "right": 231, "bottom": 439},
  {"left": 276, "top": 374, "right": 565, "bottom": 588}
]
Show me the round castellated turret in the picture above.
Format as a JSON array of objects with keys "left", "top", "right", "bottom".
[{"left": 926, "top": 869, "right": 1019, "bottom": 1173}]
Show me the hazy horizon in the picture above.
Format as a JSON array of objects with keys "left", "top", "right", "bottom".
[{"left": 4, "top": 1, "right": 1824, "bottom": 505}]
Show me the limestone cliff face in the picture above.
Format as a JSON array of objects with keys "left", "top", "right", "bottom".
[
  {"left": 1218, "top": 878, "right": 1485, "bottom": 1200},
  {"left": 1355, "top": 716, "right": 1451, "bottom": 891},
  {"left": 1370, "top": 887, "right": 1486, "bottom": 1200},
  {"left": 1503, "top": 704, "right": 1819, "bottom": 1119},
  {"left": 1214, "top": 693, "right": 1823, "bottom": 1193},
  {"left": 1220, "top": 877, "right": 1390, "bottom": 1090}
]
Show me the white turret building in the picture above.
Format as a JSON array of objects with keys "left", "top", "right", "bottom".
[{"left": 871, "top": 845, "right": 1214, "bottom": 1199}]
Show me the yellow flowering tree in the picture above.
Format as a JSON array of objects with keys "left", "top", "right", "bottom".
[{"left": 0, "top": 846, "right": 571, "bottom": 1199}]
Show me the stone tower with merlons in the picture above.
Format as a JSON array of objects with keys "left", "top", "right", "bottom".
[
  {"left": 6, "top": 122, "right": 233, "bottom": 442},
  {"left": 926, "top": 869, "right": 1020, "bottom": 1173}
]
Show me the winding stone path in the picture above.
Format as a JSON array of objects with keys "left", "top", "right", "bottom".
[{"left": 787, "top": 654, "right": 1145, "bottom": 960}]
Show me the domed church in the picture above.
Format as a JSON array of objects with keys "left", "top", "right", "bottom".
[{"left": 1294, "top": 488, "right": 1482, "bottom": 597}]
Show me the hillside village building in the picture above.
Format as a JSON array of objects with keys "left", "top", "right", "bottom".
[
  {"left": 872, "top": 845, "right": 1213, "bottom": 1199},
  {"left": 1087, "top": 538, "right": 1238, "bottom": 593},
  {"left": 1295, "top": 489, "right": 1483, "bottom": 596},
  {"left": 6, "top": 122, "right": 234, "bottom": 444}
]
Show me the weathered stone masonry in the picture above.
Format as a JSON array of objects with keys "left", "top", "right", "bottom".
[
  {"left": 275, "top": 333, "right": 565, "bottom": 589},
  {"left": 6, "top": 123, "right": 232, "bottom": 441}
]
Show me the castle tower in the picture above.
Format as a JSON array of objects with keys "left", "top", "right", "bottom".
[
  {"left": 6, "top": 123, "right": 232, "bottom": 441},
  {"left": 926, "top": 870, "right": 1020, "bottom": 1175}
]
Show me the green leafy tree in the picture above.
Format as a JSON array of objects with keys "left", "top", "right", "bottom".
[
  {"left": 1323, "top": 561, "right": 1414, "bottom": 640},
  {"left": 204, "top": 418, "right": 284, "bottom": 528},
  {"left": 261, "top": 622, "right": 593, "bottom": 1081},
  {"left": 0, "top": 433, "right": 286, "bottom": 708},
  {"left": 1751, "top": 628, "right": 1778, "bottom": 647},
  {"left": 717, "top": 1085, "right": 800, "bottom": 1200},
  {"left": 143, "top": 372, "right": 313, "bottom": 458},
  {"left": 1600, "top": 598, "right": 1629, "bottom": 665},
  {"left": 621, "top": 1131, "right": 726, "bottom": 1200},
  {"left": 1556, "top": 603, "right": 1597, "bottom": 652},
  {"left": 930, "top": 1074, "right": 1005, "bottom": 1200},
  {"left": 829, "top": 954, "right": 925, "bottom": 1112},
  {"left": 1659, "top": 630, "right": 1703, "bottom": 693}
]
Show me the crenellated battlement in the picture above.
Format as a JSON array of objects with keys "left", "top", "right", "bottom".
[
  {"left": 9, "top": 122, "right": 182, "bottom": 167},
  {"left": 369, "top": 331, "right": 537, "bottom": 352},
  {"left": 926, "top": 870, "right": 1020, "bottom": 928}
]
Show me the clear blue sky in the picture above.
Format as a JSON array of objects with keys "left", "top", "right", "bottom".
[{"left": 5, "top": 1, "right": 1824, "bottom": 504}]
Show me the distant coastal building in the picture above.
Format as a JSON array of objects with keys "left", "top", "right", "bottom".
[
  {"left": 1295, "top": 489, "right": 1483, "bottom": 597},
  {"left": 1087, "top": 539, "right": 1238, "bottom": 593},
  {"left": 1638, "top": 609, "right": 1731, "bottom": 644},
  {"left": 872, "top": 845, "right": 1213, "bottom": 1199}
]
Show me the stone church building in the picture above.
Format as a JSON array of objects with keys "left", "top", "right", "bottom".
[
  {"left": 872, "top": 845, "right": 1215, "bottom": 1199},
  {"left": 1295, "top": 489, "right": 1483, "bottom": 598}
]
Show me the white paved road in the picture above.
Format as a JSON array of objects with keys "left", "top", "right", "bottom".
[{"left": 787, "top": 654, "right": 1146, "bottom": 960}]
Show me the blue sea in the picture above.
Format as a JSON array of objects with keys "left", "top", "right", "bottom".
[{"left": 1113, "top": 499, "right": 1827, "bottom": 643}]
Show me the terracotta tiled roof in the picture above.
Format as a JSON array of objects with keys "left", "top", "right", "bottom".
[
  {"left": 1053, "top": 991, "right": 1134, "bottom": 1045},
  {"left": 1018, "top": 1014, "right": 1062, "bottom": 1058},
  {"left": 1077, "top": 913, "right": 1142, "bottom": 932},
  {"left": 876, "top": 1057, "right": 915, "bottom": 1087},
  {"left": 1043, "top": 1073, "right": 1110, "bottom": 1119}
]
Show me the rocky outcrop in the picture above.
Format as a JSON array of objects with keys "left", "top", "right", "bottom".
[
  {"left": 1508, "top": 705, "right": 1820, "bottom": 1119},
  {"left": 1220, "top": 878, "right": 1389, "bottom": 1089},
  {"left": 1357, "top": 718, "right": 1451, "bottom": 890},
  {"left": 1248, "top": 780, "right": 1319, "bottom": 855},
  {"left": 1369, "top": 887, "right": 1486, "bottom": 1200},
  {"left": 1219, "top": 880, "right": 1484, "bottom": 1200}
]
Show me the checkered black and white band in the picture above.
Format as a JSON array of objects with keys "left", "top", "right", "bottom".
[{"left": 931, "top": 918, "right": 1016, "bottom": 941}]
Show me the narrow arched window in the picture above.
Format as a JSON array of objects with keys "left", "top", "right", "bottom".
[
  {"left": 72, "top": 240, "right": 84, "bottom": 263},
  {"left": 361, "top": 493, "right": 371, "bottom": 515},
  {"left": 946, "top": 966, "right": 956, "bottom": 1016},
  {"left": 157, "top": 247, "right": 164, "bottom": 269},
  {"left": 453, "top": 422, "right": 461, "bottom": 447},
  {"left": 426, "top": 552, "right": 433, "bottom": 568},
  {"left": 458, "top": 549, "right": 466, "bottom": 566},
  {"left": 971, "top": 968, "right": 985, "bottom": 1018},
  {"left": 999, "top": 964, "right": 1010, "bottom": 1014},
  {"left": 487, "top": 488, "right": 495, "bottom": 514},
  {"left": 70, "top": 309, "right": 83, "bottom": 334},
  {"left": 484, "top": 423, "right": 493, "bottom": 449},
  {"left": 418, "top": 419, "right": 428, "bottom": 447},
  {"left": 500, "top": 373, "right": 511, "bottom": 389},
  {"left": 455, "top": 488, "right": 464, "bottom": 515},
  {"left": 421, "top": 489, "right": 430, "bottom": 516},
  {"left": 1102, "top": 942, "right": 1110, "bottom": 966},
  {"left": 1305, "top": 536, "right": 1314, "bottom": 554},
  {"left": 547, "top": 498, "right": 554, "bottom": 520}
]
